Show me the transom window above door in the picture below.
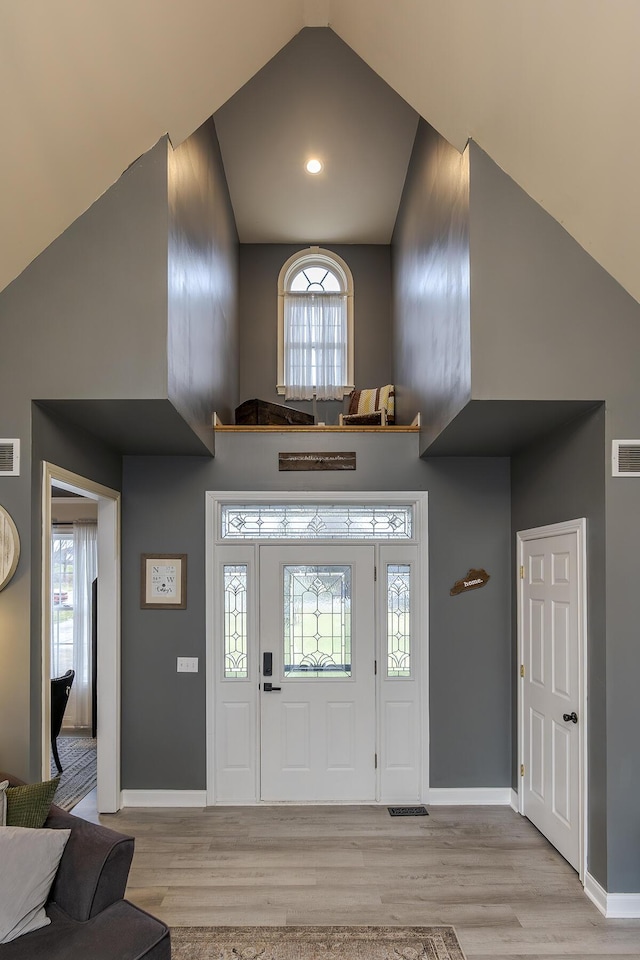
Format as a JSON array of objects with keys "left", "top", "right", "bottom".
[
  {"left": 277, "top": 247, "right": 354, "bottom": 401},
  {"left": 220, "top": 503, "right": 413, "bottom": 540}
]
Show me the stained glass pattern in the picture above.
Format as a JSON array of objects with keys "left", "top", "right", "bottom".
[
  {"left": 387, "top": 564, "right": 411, "bottom": 677},
  {"left": 224, "top": 565, "right": 248, "bottom": 679},
  {"left": 283, "top": 565, "right": 351, "bottom": 679},
  {"left": 221, "top": 504, "right": 412, "bottom": 541}
]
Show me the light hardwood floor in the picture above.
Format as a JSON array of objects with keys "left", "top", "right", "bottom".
[{"left": 88, "top": 800, "right": 640, "bottom": 959}]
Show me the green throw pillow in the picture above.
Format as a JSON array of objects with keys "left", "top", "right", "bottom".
[
  {"left": 6, "top": 777, "right": 60, "bottom": 829},
  {"left": 0, "top": 780, "right": 8, "bottom": 826}
]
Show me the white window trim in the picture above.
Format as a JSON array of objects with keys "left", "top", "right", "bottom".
[{"left": 277, "top": 246, "right": 354, "bottom": 398}]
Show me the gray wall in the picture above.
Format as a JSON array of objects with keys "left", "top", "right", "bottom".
[
  {"left": 0, "top": 123, "right": 242, "bottom": 776},
  {"left": 602, "top": 412, "right": 640, "bottom": 892},
  {"left": 0, "top": 139, "right": 170, "bottom": 408},
  {"left": 469, "top": 143, "right": 640, "bottom": 891},
  {"left": 392, "top": 119, "right": 471, "bottom": 450},
  {"left": 121, "top": 437, "right": 511, "bottom": 792},
  {"left": 0, "top": 141, "right": 168, "bottom": 778},
  {"left": 168, "top": 119, "right": 239, "bottom": 440},
  {"left": 238, "top": 244, "right": 393, "bottom": 425},
  {"left": 29, "top": 405, "right": 122, "bottom": 779},
  {"left": 469, "top": 140, "right": 619, "bottom": 403},
  {"left": 511, "top": 406, "right": 607, "bottom": 886}
]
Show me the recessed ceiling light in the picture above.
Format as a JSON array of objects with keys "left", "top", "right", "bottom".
[{"left": 305, "top": 158, "right": 323, "bottom": 175}]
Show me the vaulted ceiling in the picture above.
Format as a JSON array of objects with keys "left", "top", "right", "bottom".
[
  {"left": 2, "top": 1, "right": 639, "bottom": 302},
  {"left": 213, "top": 28, "right": 419, "bottom": 244}
]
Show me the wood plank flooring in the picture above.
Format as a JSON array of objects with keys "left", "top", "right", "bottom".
[{"left": 92, "top": 802, "right": 640, "bottom": 959}]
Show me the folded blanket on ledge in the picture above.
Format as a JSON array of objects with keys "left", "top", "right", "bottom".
[{"left": 348, "top": 384, "right": 395, "bottom": 423}]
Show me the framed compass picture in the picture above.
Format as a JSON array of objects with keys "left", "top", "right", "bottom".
[{"left": 140, "top": 554, "right": 187, "bottom": 609}]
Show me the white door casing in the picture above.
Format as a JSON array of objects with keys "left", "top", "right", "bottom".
[
  {"left": 206, "top": 491, "right": 428, "bottom": 806},
  {"left": 518, "top": 519, "right": 586, "bottom": 877}
]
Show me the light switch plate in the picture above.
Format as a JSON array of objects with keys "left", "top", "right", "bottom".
[{"left": 177, "top": 657, "right": 198, "bottom": 673}]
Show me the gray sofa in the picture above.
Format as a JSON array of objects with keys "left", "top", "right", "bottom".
[{"left": 0, "top": 772, "right": 170, "bottom": 959}]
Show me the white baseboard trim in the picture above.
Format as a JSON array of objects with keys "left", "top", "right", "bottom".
[
  {"left": 428, "top": 787, "right": 512, "bottom": 805},
  {"left": 121, "top": 789, "right": 207, "bottom": 808},
  {"left": 584, "top": 872, "right": 608, "bottom": 915},
  {"left": 584, "top": 872, "right": 640, "bottom": 918},
  {"left": 510, "top": 789, "right": 519, "bottom": 812}
]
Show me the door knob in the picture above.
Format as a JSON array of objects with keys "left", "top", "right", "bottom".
[
  {"left": 263, "top": 682, "right": 281, "bottom": 692},
  {"left": 563, "top": 711, "right": 578, "bottom": 724}
]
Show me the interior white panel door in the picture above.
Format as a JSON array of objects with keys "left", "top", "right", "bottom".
[
  {"left": 259, "top": 545, "right": 376, "bottom": 802},
  {"left": 521, "top": 531, "right": 581, "bottom": 871}
]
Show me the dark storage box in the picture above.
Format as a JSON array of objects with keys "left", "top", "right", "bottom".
[{"left": 235, "top": 398, "right": 315, "bottom": 426}]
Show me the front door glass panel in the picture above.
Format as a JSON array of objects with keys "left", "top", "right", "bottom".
[
  {"left": 283, "top": 565, "right": 351, "bottom": 678},
  {"left": 223, "top": 564, "right": 248, "bottom": 679},
  {"left": 387, "top": 563, "right": 411, "bottom": 677}
]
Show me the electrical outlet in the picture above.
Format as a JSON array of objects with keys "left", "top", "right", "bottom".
[{"left": 177, "top": 657, "right": 198, "bottom": 673}]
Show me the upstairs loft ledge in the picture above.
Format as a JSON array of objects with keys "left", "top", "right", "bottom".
[{"left": 212, "top": 413, "right": 421, "bottom": 433}]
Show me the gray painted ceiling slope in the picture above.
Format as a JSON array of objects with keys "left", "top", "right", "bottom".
[
  {"left": 1, "top": 2, "right": 639, "bottom": 302},
  {"left": 213, "top": 29, "right": 418, "bottom": 244}
]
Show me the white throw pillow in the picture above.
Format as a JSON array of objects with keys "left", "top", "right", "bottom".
[
  {"left": 0, "top": 826, "right": 71, "bottom": 943},
  {"left": 0, "top": 781, "right": 8, "bottom": 826}
]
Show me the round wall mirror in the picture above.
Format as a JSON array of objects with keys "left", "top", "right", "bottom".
[{"left": 0, "top": 505, "right": 20, "bottom": 591}]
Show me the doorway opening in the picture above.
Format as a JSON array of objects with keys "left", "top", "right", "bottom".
[
  {"left": 50, "top": 499, "right": 98, "bottom": 808},
  {"left": 206, "top": 491, "right": 429, "bottom": 805},
  {"left": 42, "top": 462, "right": 121, "bottom": 813}
]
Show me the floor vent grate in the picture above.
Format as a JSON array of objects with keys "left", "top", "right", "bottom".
[{"left": 388, "top": 806, "right": 429, "bottom": 817}]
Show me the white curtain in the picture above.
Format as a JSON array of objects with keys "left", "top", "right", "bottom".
[
  {"left": 71, "top": 521, "right": 97, "bottom": 728},
  {"left": 51, "top": 531, "right": 73, "bottom": 680},
  {"left": 284, "top": 293, "right": 347, "bottom": 400}
]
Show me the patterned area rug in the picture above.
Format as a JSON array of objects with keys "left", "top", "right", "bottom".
[
  {"left": 169, "top": 926, "right": 466, "bottom": 960},
  {"left": 51, "top": 736, "right": 96, "bottom": 810}
]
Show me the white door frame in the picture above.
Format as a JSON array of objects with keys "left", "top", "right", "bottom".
[
  {"left": 205, "top": 490, "right": 429, "bottom": 806},
  {"left": 42, "top": 462, "right": 121, "bottom": 813},
  {"left": 517, "top": 518, "right": 587, "bottom": 881}
]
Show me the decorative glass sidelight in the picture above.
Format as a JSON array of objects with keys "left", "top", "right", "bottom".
[
  {"left": 283, "top": 565, "right": 352, "bottom": 678},
  {"left": 223, "top": 565, "right": 248, "bottom": 679},
  {"left": 387, "top": 564, "right": 411, "bottom": 677},
  {"left": 221, "top": 503, "right": 412, "bottom": 540}
]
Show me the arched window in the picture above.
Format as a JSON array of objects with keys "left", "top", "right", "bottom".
[{"left": 277, "top": 247, "right": 354, "bottom": 400}]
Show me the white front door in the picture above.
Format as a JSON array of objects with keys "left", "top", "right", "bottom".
[
  {"left": 519, "top": 524, "right": 584, "bottom": 873},
  {"left": 259, "top": 545, "right": 376, "bottom": 802}
]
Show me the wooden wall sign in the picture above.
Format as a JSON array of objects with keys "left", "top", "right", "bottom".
[
  {"left": 279, "top": 452, "right": 356, "bottom": 471},
  {"left": 450, "top": 568, "right": 490, "bottom": 596}
]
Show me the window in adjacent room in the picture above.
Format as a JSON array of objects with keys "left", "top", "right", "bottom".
[
  {"left": 277, "top": 247, "right": 354, "bottom": 400},
  {"left": 51, "top": 521, "right": 97, "bottom": 730}
]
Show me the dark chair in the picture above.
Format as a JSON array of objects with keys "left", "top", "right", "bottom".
[{"left": 51, "top": 669, "right": 75, "bottom": 774}]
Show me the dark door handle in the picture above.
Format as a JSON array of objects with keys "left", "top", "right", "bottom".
[
  {"left": 263, "top": 682, "right": 281, "bottom": 692},
  {"left": 563, "top": 712, "right": 578, "bottom": 724}
]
